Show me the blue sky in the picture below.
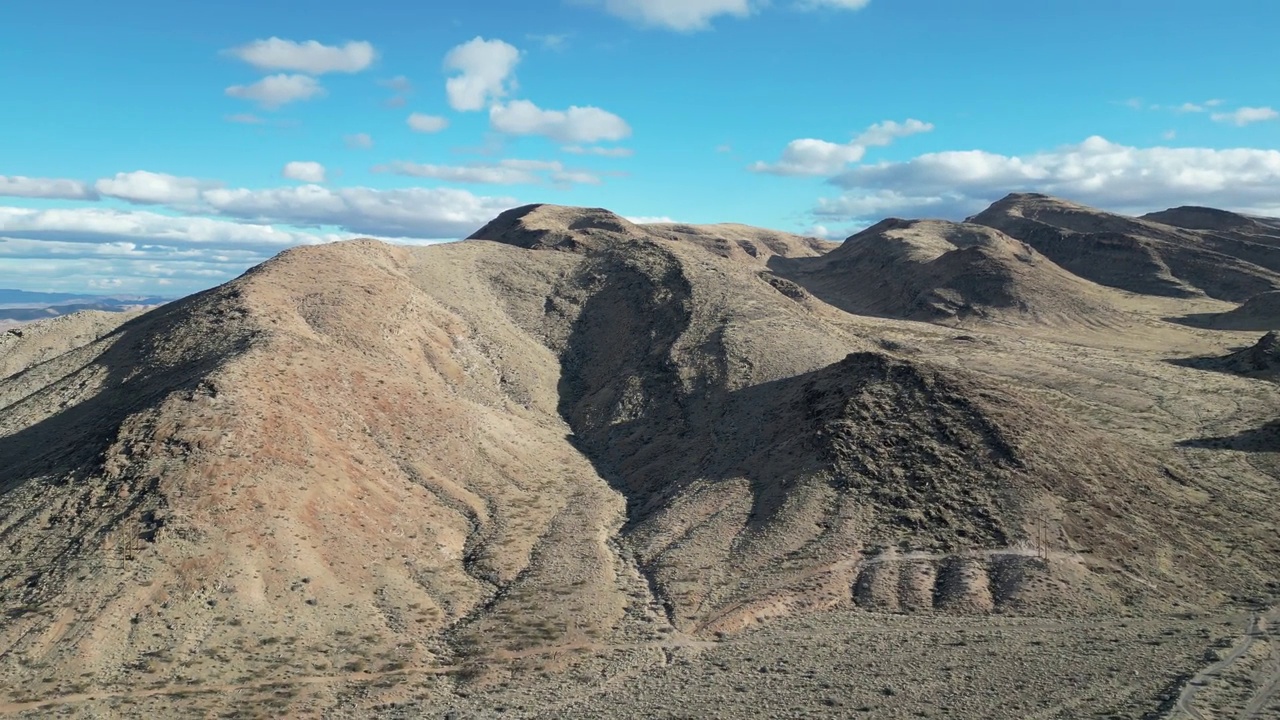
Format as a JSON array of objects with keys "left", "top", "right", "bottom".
[{"left": 1, "top": 0, "right": 1278, "bottom": 295}]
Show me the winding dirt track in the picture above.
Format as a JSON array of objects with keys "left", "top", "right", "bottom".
[{"left": 1166, "top": 608, "right": 1280, "bottom": 720}]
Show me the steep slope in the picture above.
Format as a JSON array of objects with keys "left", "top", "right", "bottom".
[
  {"left": 0, "top": 309, "right": 139, "bottom": 380},
  {"left": 968, "top": 193, "right": 1280, "bottom": 301},
  {"left": 643, "top": 222, "right": 836, "bottom": 265},
  {"left": 1181, "top": 332, "right": 1280, "bottom": 380},
  {"left": 0, "top": 239, "right": 652, "bottom": 704},
  {"left": 1178, "top": 290, "right": 1280, "bottom": 331},
  {"left": 768, "top": 218, "right": 1129, "bottom": 328}
]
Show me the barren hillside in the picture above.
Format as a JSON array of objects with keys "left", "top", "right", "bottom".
[
  {"left": 767, "top": 218, "right": 1131, "bottom": 328},
  {"left": 969, "top": 193, "right": 1280, "bottom": 301},
  {"left": 3, "top": 201, "right": 1280, "bottom": 717}
]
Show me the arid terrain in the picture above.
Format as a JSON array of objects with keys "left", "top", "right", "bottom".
[{"left": 3, "top": 193, "right": 1280, "bottom": 718}]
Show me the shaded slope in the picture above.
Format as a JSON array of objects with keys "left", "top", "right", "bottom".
[
  {"left": 0, "top": 309, "right": 140, "bottom": 381},
  {"left": 1171, "top": 332, "right": 1280, "bottom": 381},
  {"left": 769, "top": 218, "right": 1129, "bottom": 328},
  {"left": 644, "top": 222, "right": 836, "bottom": 265},
  {"left": 969, "top": 193, "right": 1280, "bottom": 301},
  {"left": 1175, "top": 291, "right": 1280, "bottom": 331}
]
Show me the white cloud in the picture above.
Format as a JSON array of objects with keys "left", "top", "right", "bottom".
[
  {"left": 751, "top": 139, "right": 867, "bottom": 176},
  {"left": 562, "top": 144, "right": 634, "bottom": 157},
  {"left": 625, "top": 215, "right": 677, "bottom": 224},
  {"left": 95, "top": 171, "right": 211, "bottom": 205},
  {"left": 345, "top": 133, "right": 374, "bottom": 149},
  {"left": 0, "top": 175, "right": 98, "bottom": 200},
  {"left": 0, "top": 206, "right": 334, "bottom": 249},
  {"left": 283, "top": 161, "right": 327, "bottom": 183},
  {"left": 800, "top": 223, "right": 856, "bottom": 239},
  {"left": 1212, "top": 106, "right": 1279, "bottom": 126},
  {"left": 490, "top": 100, "right": 631, "bottom": 143},
  {"left": 550, "top": 170, "right": 604, "bottom": 186},
  {"left": 815, "top": 135, "right": 1280, "bottom": 222},
  {"left": 751, "top": 118, "right": 933, "bottom": 176},
  {"left": 796, "top": 0, "right": 871, "bottom": 9},
  {"left": 225, "top": 74, "right": 326, "bottom": 109},
  {"left": 1162, "top": 129, "right": 1177, "bottom": 141},
  {"left": 855, "top": 119, "right": 933, "bottom": 146},
  {"left": 579, "top": 0, "right": 756, "bottom": 31},
  {"left": 444, "top": 37, "right": 521, "bottom": 111},
  {"left": 373, "top": 159, "right": 601, "bottom": 187},
  {"left": 225, "top": 113, "right": 265, "bottom": 124},
  {"left": 407, "top": 113, "right": 450, "bottom": 133},
  {"left": 0, "top": 179, "right": 517, "bottom": 295},
  {"left": 226, "top": 38, "right": 376, "bottom": 74},
  {"left": 527, "top": 33, "right": 570, "bottom": 50},
  {"left": 199, "top": 185, "right": 517, "bottom": 238}
]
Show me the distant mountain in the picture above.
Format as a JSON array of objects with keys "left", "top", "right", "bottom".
[
  {"left": 0, "top": 289, "right": 170, "bottom": 307},
  {"left": 0, "top": 290, "right": 170, "bottom": 327},
  {"left": 1141, "top": 206, "right": 1280, "bottom": 240},
  {"left": 968, "top": 193, "right": 1280, "bottom": 301},
  {"left": 0, "top": 289, "right": 100, "bottom": 305},
  {"left": 768, "top": 217, "right": 1129, "bottom": 329}
]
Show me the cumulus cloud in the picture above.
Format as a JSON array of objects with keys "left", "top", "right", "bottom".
[
  {"left": 797, "top": 0, "right": 871, "bottom": 9},
  {"left": 24, "top": 171, "right": 519, "bottom": 241},
  {"left": 0, "top": 210, "right": 331, "bottom": 296},
  {"left": 199, "top": 185, "right": 517, "bottom": 238},
  {"left": 814, "top": 135, "right": 1280, "bottom": 222},
  {"left": 0, "top": 175, "right": 99, "bottom": 200},
  {"left": 407, "top": 113, "right": 450, "bottom": 133},
  {"left": 0, "top": 175, "right": 519, "bottom": 295},
  {"left": 444, "top": 37, "right": 521, "bottom": 111},
  {"left": 345, "top": 133, "right": 374, "bottom": 149},
  {"left": 1212, "top": 106, "right": 1279, "bottom": 126},
  {"left": 373, "top": 159, "right": 601, "bottom": 187},
  {"left": 95, "top": 171, "right": 212, "bottom": 205},
  {"left": 0, "top": 206, "right": 333, "bottom": 250},
  {"left": 752, "top": 139, "right": 867, "bottom": 177},
  {"left": 282, "top": 161, "right": 327, "bottom": 183},
  {"left": 751, "top": 118, "right": 933, "bottom": 176},
  {"left": 490, "top": 100, "right": 631, "bottom": 143},
  {"left": 579, "top": 0, "right": 866, "bottom": 28},
  {"left": 562, "top": 144, "right": 634, "bottom": 157},
  {"left": 226, "top": 38, "right": 376, "bottom": 74},
  {"left": 855, "top": 119, "right": 933, "bottom": 146},
  {"left": 225, "top": 74, "right": 326, "bottom": 109},
  {"left": 624, "top": 215, "right": 678, "bottom": 224},
  {"left": 579, "top": 0, "right": 756, "bottom": 31}
]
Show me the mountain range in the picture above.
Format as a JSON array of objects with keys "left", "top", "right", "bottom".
[{"left": 2, "top": 194, "right": 1280, "bottom": 718}]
